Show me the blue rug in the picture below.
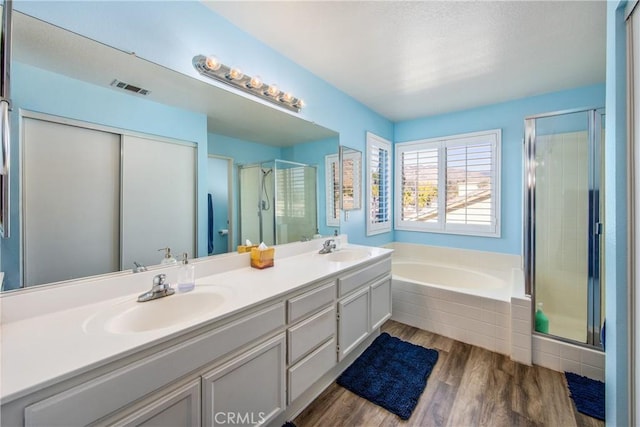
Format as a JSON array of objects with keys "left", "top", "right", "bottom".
[
  {"left": 565, "top": 372, "right": 605, "bottom": 421},
  {"left": 337, "top": 332, "right": 439, "bottom": 420}
]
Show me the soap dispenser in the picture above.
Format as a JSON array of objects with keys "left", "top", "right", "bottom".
[
  {"left": 177, "top": 253, "right": 195, "bottom": 293},
  {"left": 158, "top": 247, "right": 177, "bottom": 265},
  {"left": 333, "top": 230, "right": 342, "bottom": 251}
]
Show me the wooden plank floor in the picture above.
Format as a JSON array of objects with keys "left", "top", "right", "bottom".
[{"left": 294, "top": 320, "right": 604, "bottom": 427}]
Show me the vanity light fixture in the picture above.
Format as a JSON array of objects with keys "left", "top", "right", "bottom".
[{"left": 192, "top": 54, "right": 304, "bottom": 113}]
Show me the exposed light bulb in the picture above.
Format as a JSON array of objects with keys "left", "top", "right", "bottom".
[
  {"left": 227, "top": 68, "right": 244, "bottom": 80},
  {"left": 265, "top": 84, "right": 279, "bottom": 97},
  {"left": 280, "top": 92, "right": 294, "bottom": 104},
  {"left": 205, "top": 56, "right": 221, "bottom": 71},
  {"left": 247, "top": 75, "right": 263, "bottom": 90},
  {"left": 193, "top": 55, "right": 303, "bottom": 113}
]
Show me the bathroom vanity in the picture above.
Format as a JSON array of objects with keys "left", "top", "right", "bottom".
[{"left": 0, "top": 239, "right": 392, "bottom": 426}]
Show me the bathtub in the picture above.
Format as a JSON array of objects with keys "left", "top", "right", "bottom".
[
  {"left": 393, "top": 260, "right": 509, "bottom": 296},
  {"left": 388, "top": 242, "right": 526, "bottom": 358}
]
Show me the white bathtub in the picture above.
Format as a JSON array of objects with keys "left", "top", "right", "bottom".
[
  {"left": 388, "top": 243, "right": 525, "bottom": 357},
  {"left": 393, "top": 260, "right": 509, "bottom": 294}
]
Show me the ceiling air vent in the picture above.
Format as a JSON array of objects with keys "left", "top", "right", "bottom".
[{"left": 110, "top": 79, "right": 151, "bottom": 96}]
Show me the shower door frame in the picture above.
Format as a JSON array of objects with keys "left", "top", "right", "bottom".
[{"left": 524, "top": 107, "right": 605, "bottom": 349}]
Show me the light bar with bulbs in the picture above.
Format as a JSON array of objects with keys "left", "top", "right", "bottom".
[{"left": 192, "top": 55, "right": 304, "bottom": 113}]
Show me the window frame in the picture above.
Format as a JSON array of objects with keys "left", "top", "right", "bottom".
[
  {"left": 366, "top": 132, "right": 392, "bottom": 235},
  {"left": 394, "top": 129, "right": 501, "bottom": 238},
  {"left": 325, "top": 153, "right": 340, "bottom": 227}
]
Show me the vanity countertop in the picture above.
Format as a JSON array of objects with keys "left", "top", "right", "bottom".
[{"left": 0, "top": 241, "right": 392, "bottom": 404}]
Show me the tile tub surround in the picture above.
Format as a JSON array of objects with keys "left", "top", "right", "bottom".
[
  {"left": 388, "top": 242, "right": 522, "bottom": 358},
  {"left": 392, "top": 280, "right": 512, "bottom": 355},
  {"left": 533, "top": 335, "right": 605, "bottom": 382},
  {"left": 0, "top": 235, "right": 391, "bottom": 403}
]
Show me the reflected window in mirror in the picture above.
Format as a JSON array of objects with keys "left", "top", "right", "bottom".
[
  {"left": 339, "top": 146, "right": 362, "bottom": 211},
  {"left": 325, "top": 154, "right": 340, "bottom": 227},
  {"left": 366, "top": 132, "right": 392, "bottom": 235}
]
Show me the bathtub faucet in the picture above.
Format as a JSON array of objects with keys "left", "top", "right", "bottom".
[{"left": 319, "top": 239, "right": 336, "bottom": 254}]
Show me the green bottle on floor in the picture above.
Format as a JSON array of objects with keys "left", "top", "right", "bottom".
[{"left": 535, "top": 302, "right": 549, "bottom": 333}]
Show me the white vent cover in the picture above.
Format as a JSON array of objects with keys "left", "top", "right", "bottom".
[{"left": 110, "top": 79, "right": 150, "bottom": 96}]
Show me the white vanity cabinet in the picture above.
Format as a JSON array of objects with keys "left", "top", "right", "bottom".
[
  {"left": 202, "top": 334, "right": 286, "bottom": 427},
  {"left": 337, "top": 258, "right": 392, "bottom": 361},
  {"left": 4, "top": 248, "right": 393, "bottom": 427},
  {"left": 22, "top": 302, "right": 285, "bottom": 427},
  {"left": 285, "top": 280, "right": 337, "bottom": 405}
]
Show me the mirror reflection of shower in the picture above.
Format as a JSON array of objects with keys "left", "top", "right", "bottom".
[
  {"left": 238, "top": 159, "right": 317, "bottom": 248},
  {"left": 260, "top": 168, "right": 272, "bottom": 211}
]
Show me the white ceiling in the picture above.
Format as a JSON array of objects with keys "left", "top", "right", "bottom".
[{"left": 203, "top": 1, "right": 606, "bottom": 122}]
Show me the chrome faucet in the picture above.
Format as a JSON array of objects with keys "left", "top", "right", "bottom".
[
  {"left": 132, "top": 261, "right": 147, "bottom": 273},
  {"left": 319, "top": 239, "right": 336, "bottom": 254},
  {"left": 137, "top": 274, "right": 175, "bottom": 302}
]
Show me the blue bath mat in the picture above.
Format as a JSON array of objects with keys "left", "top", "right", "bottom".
[
  {"left": 336, "top": 332, "right": 439, "bottom": 420},
  {"left": 565, "top": 372, "right": 605, "bottom": 421}
]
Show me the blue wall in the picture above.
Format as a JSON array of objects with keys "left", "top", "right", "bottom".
[
  {"left": 0, "top": 62, "right": 207, "bottom": 289},
  {"left": 604, "top": 1, "right": 629, "bottom": 424},
  {"left": 394, "top": 84, "right": 605, "bottom": 255}
]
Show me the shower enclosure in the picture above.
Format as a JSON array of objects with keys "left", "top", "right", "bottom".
[
  {"left": 238, "top": 159, "right": 317, "bottom": 247},
  {"left": 524, "top": 108, "right": 605, "bottom": 348}
]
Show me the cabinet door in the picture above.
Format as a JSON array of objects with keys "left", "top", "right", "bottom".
[
  {"left": 202, "top": 334, "right": 285, "bottom": 426},
  {"left": 105, "top": 378, "right": 200, "bottom": 427},
  {"left": 337, "top": 286, "right": 370, "bottom": 361},
  {"left": 370, "top": 275, "right": 392, "bottom": 330},
  {"left": 121, "top": 135, "right": 196, "bottom": 268}
]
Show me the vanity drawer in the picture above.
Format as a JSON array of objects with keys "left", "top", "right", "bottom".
[
  {"left": 338, "top": 257, "right": 391, "bottom": 297},
  {"left": 288, "top": 305, "right": 336, "bottom": 365},
  {"left": 24, "top": 302, "right": 285, "bottom": 427},
  {"left": 287, "top": 337, "right": 336, "bottom": 404},
  {"left": 287, "top": 279, "right": 336, "bottom": 323}
]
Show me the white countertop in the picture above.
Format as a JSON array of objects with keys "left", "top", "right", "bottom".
[{"left": 0, "top": 241, "right": 391, "bottom": 404}]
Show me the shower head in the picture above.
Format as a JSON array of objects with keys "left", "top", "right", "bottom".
[{"left": 262, "top": 168, "right": 272, "bottom": 176}]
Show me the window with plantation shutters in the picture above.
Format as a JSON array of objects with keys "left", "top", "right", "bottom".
[
  {"left": 395, "top": 129, "right": 501, "bottom": 237},
  {"left": 366, "top": 132, "right": 392, "bottom": 235},
  {"left": 276, "top": 166, "right": 308, "bottom": 219}
]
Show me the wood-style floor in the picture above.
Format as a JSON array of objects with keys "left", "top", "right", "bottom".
[{"left": 294, "top": 320, "right": 604, "bottom": 427}]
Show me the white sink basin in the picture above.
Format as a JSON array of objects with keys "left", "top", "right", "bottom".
[
  {"left": 324, "top": 249, "right": 370, "bottom": 263},
  {"left": 84, "top": 286, "right": 233, "bottom": 334}
]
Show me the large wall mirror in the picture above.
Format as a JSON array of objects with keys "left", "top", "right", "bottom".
[{"left": 0, "top": 10, "right": 339, "bottom": 291}]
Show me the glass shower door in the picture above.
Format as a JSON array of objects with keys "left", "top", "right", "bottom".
[{"left": 525, "top": 109, "right": 603, "bottom": 346}]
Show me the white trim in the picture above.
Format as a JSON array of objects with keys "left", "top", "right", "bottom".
[
  {"left": 324, "top": 154, "right": 340, "bottom": 227},
  {"left": 365, "top": 132, "right": 392, "bottom": 236},
  {"left": 394, "top": 128, "right": 501, "bottom": 238}
]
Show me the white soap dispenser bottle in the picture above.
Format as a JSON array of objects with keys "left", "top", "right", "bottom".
[
  {"left": 333, "top": 229, "right": 342, "bottom": 251},
  {"left": 158, "top": 247, "right": 177, "bottom": 265},
  {"left": 177, "top": 253, "right": 195, "bottom": 293}
]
